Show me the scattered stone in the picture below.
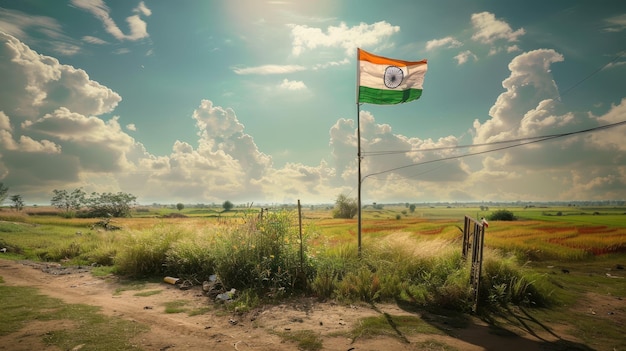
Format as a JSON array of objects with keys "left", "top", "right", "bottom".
[
  {"left": 179, "top": 280, "right": 193, "bottom": 290},
  {"left": 143, "top": 306, "right": 153, "bottom": 310}
]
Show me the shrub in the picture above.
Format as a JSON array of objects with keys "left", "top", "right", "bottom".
[
  {"left": 332, "top": 194, "right": 357, "bottom": 219},
  {"left": 480, "top": 251, "right": 553, "bottom": 308},
  {"left": 210, "top": 211, "right": 314, "bottom": 296},
  {"left": 488, "top": 209, "right": 516, "bottom": 221},
  {"left": 114, "top": 226, "right": 183, "bottom": 277}
]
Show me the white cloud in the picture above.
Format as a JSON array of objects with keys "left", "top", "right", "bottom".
[
  {"left": 82, "top": 35, "right": 108, "bottom": 45},
  {"left": 70, "top": 0, "right": 151, "bottom": 41},
  {"left": 278, "top": 79, "right": 307, "bottom": 91},
  {"left": 232, "top": 64, "right": 306, "bottom": 75},
  {"left": 604, "top": 14, "right": 626, "bottom": 32},
  {"left": 507, "top": 45, "right": 521, "bottom": 53},
  {"left": 474, "top": 49, "right": 565, "bottom": 143},
  {"left": 126, "top": 123, "right": 137, "bottom": 131},
  {"left": 134, "top": 1, "right": 152, "bottom": 17},
  {"left": 468, "top": 48, "right": 626, "bottom": 201},
  {"left": 0, "top": 32, "right": 121, "bottom": 121},
  {"left": 426, "top": 36, "right": 463, "bottom": 51},
  {"left": 471, "top": 12, "right": 525, "bottom": 44},
  {"left": 312, "top": 58, "right": 350, "bottom": 70},
  {"left": 0, "top": 8, "right": 63, "bottom": 40},
  {"left": 192, "top": 100, "right": 272, "bottom": 180},
  {"left": 454, "top": 50, "right": 477, "bottom": 65},
  {"left": 0, "top": 111, "right": 12, "bottom": 131},
  {"left": 289, "top": 21, "right": 400, "bottom": 56},
  {"left": 0, "top": 8, "right": 81, "bottom": 56}
]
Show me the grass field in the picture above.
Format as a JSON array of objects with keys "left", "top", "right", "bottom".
[{"left": 1, "top": 204, "right": 626, "bottom": 350}]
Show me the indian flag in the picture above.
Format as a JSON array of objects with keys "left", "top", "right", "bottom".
[{"left": 357, "top": 48, "right": 428, "bottom": 105}]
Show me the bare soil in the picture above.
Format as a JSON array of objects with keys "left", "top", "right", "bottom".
[{"left": 0, "top": 259, "right": 599, "bottom": 351}]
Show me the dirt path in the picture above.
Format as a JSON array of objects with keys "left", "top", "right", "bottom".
[{"left": 0, "top": 259, "right": 586, "bottom": 351}]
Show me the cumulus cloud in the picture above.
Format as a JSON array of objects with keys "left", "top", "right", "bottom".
[
  {"left": 192, "top": 100, "right": 272, "bottom": 181},
  {"left": 0, "top": 32, "right": 122, "bottom": 121},
  {"left": 289, "top": 21, "right": 400, "bottom": 56},
  {"left": 471, "top": 12, "right": 525, "bottom": 44},
  {"left": 426, "top": 36, "right": 463, "bottom": 51},
  {"left": 70, "top": 0, "right": 151, "bottom": 41},
  {"left": 474, "top": 49, "right": 565, "bottom": 143},
  {"left": 454, "top": 50, "right": 478, "bottom": 65},
  {"left": 328, "top": 110, "right": 467, "bottom": 202},
  {"left": 278, "top": 79, "right": 307, "bottom": 91},
  {"left": 469, "top": 48, "right": 626, "bottom": 201}
]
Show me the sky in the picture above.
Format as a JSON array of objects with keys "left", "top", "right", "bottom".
[{"left": 0, "top": 0, "right": 625, "bottom": 206}]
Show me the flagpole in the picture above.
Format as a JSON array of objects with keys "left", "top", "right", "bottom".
[
  {"left": 356, "top": 48, "right": 362, "bottom": 258},
  {"left": 357, "top": 103, "right": 362, "bottom": 257}
]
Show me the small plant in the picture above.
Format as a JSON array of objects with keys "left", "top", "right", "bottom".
[{"left": 276, "top": 330, "right": 323, "bottom": 351}]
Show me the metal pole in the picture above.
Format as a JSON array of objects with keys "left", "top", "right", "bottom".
[{"left": 357, "top": 104, "right": 362, "bottom": 257}]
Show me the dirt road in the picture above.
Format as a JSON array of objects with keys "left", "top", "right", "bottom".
[{"left": 0, "top": 259, "right": 585, "bottom": 351}]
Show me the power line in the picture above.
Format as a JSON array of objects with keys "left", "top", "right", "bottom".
[
  {"left": 362, "top": 120, "right": 626, "bottom": 157},
  {"left": 363, "top": 119, "right": 626, "bottom": 180}
]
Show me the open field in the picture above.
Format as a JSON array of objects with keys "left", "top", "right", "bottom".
[{"left": 1, "top": 204, "right": 626, "bottom": 350}]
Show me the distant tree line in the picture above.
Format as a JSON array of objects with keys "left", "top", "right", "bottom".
[{"left": 51, "top": 188, "right": 137, "bottom": 218}]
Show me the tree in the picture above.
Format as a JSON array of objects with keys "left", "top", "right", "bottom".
[
  {"left": 409, "top": 204, "right": 416, "bottom": 213},
  {"left": 488, "top": 209, "right": 516, "bottom": 221},
  {"left": 332, "top": 194, "right": 357, "bottom": 219},
  {"left": 10, "top": 194, "right": 24, "bottom": 211},
  {"left": 176, "top": 203, "right": 184, "bottom": 211},
  {"left": 0, "top": 183, "right": 8, "bottom": 205},
  {"left": 51, "top": 188, "right": 86, "bottom": 217},
  {"left": 84, "top": 192, "right": 137, "bottom": 218},
  {"left": 222, "top": 200, "right": 234, "bottom": 212}
]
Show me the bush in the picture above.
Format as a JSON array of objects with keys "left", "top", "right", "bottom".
[
  {"left": 332, "top": 194, "right": 357, "bottom": 219},
  {"left": 480, "top": 252, "right": 554, "bottom": 308},
  {"left": 211, "top": 211, "right": 313, "bottom": 296},
  {"left": 114, "top": 227, "right": 183, "bottom": 277},
  {"left": 488, "top": 209, "right": 516, "bottom": 221}
]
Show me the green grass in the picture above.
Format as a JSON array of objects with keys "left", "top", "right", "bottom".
[
  {"left": 134, "top": 289, "right": 163, "bottom": 297},
  {"left": 0, "top": 283, "right": 148, "bottom": 350},
  {"left": 275, "top": 329, "right": 323, "bottom": 351},
  {"left": 163, "top": 299, "right": 189, "bottom": 313},
  {"left": 349, "top": 314, "right": 442, "bottom": 343}
]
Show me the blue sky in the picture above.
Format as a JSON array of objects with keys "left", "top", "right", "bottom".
[{"left": 0, "top": 0, "right": 625, "bottom": 205}]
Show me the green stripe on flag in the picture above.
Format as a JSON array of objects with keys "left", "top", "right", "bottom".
[{"left": 358, "top": 86, "right": 423, "bottom": 105}]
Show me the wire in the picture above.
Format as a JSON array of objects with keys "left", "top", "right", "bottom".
[
  {"left": 362, "top": 120, "right": 626, "bottom": 156},
  {"left": 363, "top": 119, "right": 626, "bottom": 180}
]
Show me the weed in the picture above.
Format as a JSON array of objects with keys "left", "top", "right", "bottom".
[
  {"left": 275, "top": 329, "right": 323, "bottom": 351},
  {"left": 163, "top": 300, "right": 188, "bottom": 313},
  {"left": 133, "top": 289, "right": 162, "bottom": 297}
]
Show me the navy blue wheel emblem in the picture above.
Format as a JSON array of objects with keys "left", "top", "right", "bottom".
[{"left": 384, "top": 66, "right": 403, "bottom": 88}]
